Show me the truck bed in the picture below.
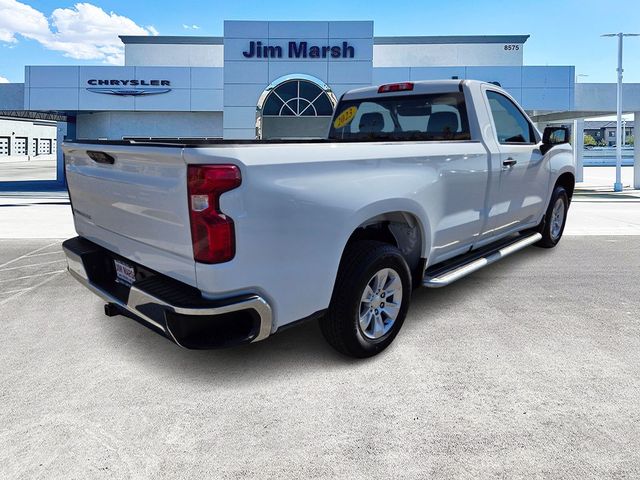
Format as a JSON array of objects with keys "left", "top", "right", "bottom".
[{"left": 68, "top": 135, "right": 478, "bottom": 147}]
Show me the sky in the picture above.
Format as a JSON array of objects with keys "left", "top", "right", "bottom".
[{"left": 1, "top": 0, "right": 639, "bottom": 85}]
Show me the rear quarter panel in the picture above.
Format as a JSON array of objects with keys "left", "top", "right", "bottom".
[{"left": 184, "top": 141, "right": 489, "bottom": 330}]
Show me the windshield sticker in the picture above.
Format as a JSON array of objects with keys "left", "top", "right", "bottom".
[{"left": 333, "top": 106, "right": 358, "bottom": 129}]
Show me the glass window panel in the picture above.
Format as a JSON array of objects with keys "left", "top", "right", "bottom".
[
  {"left": 263, "top": 95, "right": 283, "bottom": 115},
  {"left": 328, "top": 92, "right": 470, "bottom": 141},
  {"left": 299, "top": 81, "right": 322, "bottom": 102},
  {"left": 486, "top": 91, "right": 532, "bottom": 144},
  {"left": 312, "top": 94, "right": 333, "bottom": 116},
  {"left": 273, "top": 81, "right": 297, "bottom": 101}
]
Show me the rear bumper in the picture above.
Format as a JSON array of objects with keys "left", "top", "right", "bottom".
[{"left": 62, "top": 236, "right": 272, "bottom": 349}]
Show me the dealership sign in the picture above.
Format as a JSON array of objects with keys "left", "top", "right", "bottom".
[
  {"left": 86, "top": 79, "right": 172, "bottom": 96},
  {"left": 243, "top": 41, "right": 355, "bottom": 59}
]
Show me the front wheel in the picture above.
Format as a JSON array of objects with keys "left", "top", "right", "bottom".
[
  {"left": 320, "top": 240, "right": 412, "bottom": 358},
  {"left": 535, "top": 185, "right": 569, "bottom": 248}
]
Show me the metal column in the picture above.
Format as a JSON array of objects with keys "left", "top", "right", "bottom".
[
  {"left": 635, "top": 112, "right": 640, "bottom": 189},
  {"left": 573, "top": 119, "right": 584, "bottom": 182}
]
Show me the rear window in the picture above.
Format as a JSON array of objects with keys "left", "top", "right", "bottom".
[{"left": 328, "top": 92, "right": 471, "bottom": 141}]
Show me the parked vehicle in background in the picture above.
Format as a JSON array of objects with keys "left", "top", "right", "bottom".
[{"left": 62, "top": 80, "right": 574, "bottom": 357}]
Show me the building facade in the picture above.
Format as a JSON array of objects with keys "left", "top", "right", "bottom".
[
  {"left": 0, "top": 20, "right": 639, "bottom": 189},
  {"left": 0, "top": 117, "right": 57, "bottom": 160},
  {"left": 584, "top": 120, "right": 634, "bottom": 146},
  {"left": 9, "top": 21, "right": 578, "bottom": 142}
]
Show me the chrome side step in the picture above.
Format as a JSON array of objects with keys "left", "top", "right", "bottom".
[{"left": 423, "top": 232, "right": 542, "bottom": 288}]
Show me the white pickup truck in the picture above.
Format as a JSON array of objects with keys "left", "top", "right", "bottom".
[{"left": 62, "top": 80, "right": 574, "bottom": 357}]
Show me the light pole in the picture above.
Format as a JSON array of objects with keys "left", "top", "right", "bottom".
[{"left": 602, "top": 33, "right": 640, "bottom": 192}]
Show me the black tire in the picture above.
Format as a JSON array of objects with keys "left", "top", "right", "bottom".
[
  {"left": 320, "top": 240, "right": 412, "bottom": 358},
  {"left": 535, "top": 185, "right": 569, "bottom": 248}
]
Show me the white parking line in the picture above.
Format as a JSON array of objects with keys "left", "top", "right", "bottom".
[
  {"left": 0, "top": 270, "right": 66, "bottom": 283},
  {"left": 0, "top": 259, "right": 66, "bottom": 272},
  {"left": 0, "top": 287, "right": 32, "bottom": 295},
  {"left": 0, "top": 241, "right": 61, "bottom": 269},
  {"left": 24, "top": 251, "right": 65, "bottom": 259},
  {"left": 0, "top": 270, "right": 66, "bottom": 306}
]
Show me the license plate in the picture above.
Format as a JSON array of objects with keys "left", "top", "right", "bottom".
[{"left": 114, "top": 259, "right": 136, "bottom": 286}]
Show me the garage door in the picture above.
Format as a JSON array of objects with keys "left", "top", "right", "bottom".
[
  {"left": 14, "top": 137, "right": 27, "bottom": 155},
  {"left": 0, "top": 137, "right": 9, "bottom": 156},
  {"left": 37, "top": 139, "right": 52, "bottom": 155}
]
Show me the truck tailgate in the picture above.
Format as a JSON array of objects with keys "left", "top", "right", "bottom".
[{"left": 64, "top": 143, "right": 197, "bottom": 285}]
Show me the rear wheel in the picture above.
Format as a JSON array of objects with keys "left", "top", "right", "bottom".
[
  {"left": 535, "top": 185, "right": 569, "bottom": 248},
  {"left": 320, "top": 240, "right": 411, "bottom": 358}
]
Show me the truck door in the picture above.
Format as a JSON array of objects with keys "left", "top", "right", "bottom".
[{"left": 478, "top": 88, "right": 550, "bottom": 245}]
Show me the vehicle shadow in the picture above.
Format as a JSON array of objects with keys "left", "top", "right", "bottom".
[
  {"left": 110, "top": 315, "right": 356, "bottom": 384},
  {"left": 106, "top": 246, "right": 550, "bottom": 383}
]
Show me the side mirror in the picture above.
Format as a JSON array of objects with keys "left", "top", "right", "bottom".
[{"left": 541, "top": 126, "right": 570, "bottom": 154}]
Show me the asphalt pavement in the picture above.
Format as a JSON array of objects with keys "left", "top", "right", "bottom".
[
  {"left": 1, "top": 234, "right": 639, "bottom": 479},
  {"left": 0, "top": 158, "right": 57, "bottom": 182}
]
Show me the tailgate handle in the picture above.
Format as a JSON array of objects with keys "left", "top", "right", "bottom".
[{"left": 87, "top": 150, "right": 115, "bottom": 165}]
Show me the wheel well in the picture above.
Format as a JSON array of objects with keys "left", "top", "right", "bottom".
[
  {"left": 556, "top": 172, "right": 575, "bottom": 200},
  {"left": 346, "top": 221, "right": 397, "bottom": 247},
  {"left": 344, "top": 212, "right": 424, "bottom": 282}
]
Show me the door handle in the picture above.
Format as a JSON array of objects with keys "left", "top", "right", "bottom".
[{"left": 502, "top": 157, "right": 517, "bottom": 168}]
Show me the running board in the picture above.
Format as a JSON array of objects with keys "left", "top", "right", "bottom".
[{"left": 423, "top": 232, "right": 542, "bottom": 288}]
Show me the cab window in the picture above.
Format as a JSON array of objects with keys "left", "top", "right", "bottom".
[
  {"left": 486, "top": 91, "right": 535, "bottom": 144},
  {"left": 350, "top": 102, "right": 395, "bottom": 134},
  {"left": 328, "top": 92, "right": 471, "bottom": 141}
]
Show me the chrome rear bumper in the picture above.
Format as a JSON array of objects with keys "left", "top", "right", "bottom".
[{"left": 63, "top": 237, "right": 272, "bottom": 348}]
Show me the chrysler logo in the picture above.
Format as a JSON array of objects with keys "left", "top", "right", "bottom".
[
  {"left": 87, "top": 88, "right": 171, "bottom": 96},
  {"left": 86, "top": 79, "right": 172, "bottom": 96}
]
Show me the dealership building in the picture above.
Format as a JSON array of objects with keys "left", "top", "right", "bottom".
[{"left": 0, "top": 20, "right": 639, "bottom": 188}]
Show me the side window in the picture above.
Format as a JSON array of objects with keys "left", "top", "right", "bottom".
[{"left": 486, "top": 91, "right": 534, "bottom": 144}]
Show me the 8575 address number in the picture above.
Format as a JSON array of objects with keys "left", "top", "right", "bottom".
[{"left": 504, "top": 44, "right": 520, "bottom": 51}]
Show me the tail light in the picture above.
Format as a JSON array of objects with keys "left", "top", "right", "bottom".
[
  {"left": 378, "top": 82, "right": 414, "bottom": 93},
  {"left": 187, "top": 165, "right": 241, "bottom": 264}
]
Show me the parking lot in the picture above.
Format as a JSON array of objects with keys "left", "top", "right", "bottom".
[
  {"left": 1, "top": 192, "right": 640, "bottom": 478},
  {"left": 0, "top": 157, "right": 57, "bottom": 183}
]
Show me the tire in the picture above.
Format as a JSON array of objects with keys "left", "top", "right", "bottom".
[
  {"left": 535, "top": 185, "right": 569, "bottom": 248},
  {"left": 320, "top": 240, "right": 412, "bottom": 358}
]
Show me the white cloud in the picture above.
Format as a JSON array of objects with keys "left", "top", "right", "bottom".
[
  {"left": 0, "top": 0, "right": 49, "bottom": 44},
  {"left": 0, "top": 75, "right": 9, "bottom": 83},
  {"left": 182, "top": 24, "right": 200, "bottom": 30},
  {"left": 0, "top": 1, "right": 159, "bottom": 65}
]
